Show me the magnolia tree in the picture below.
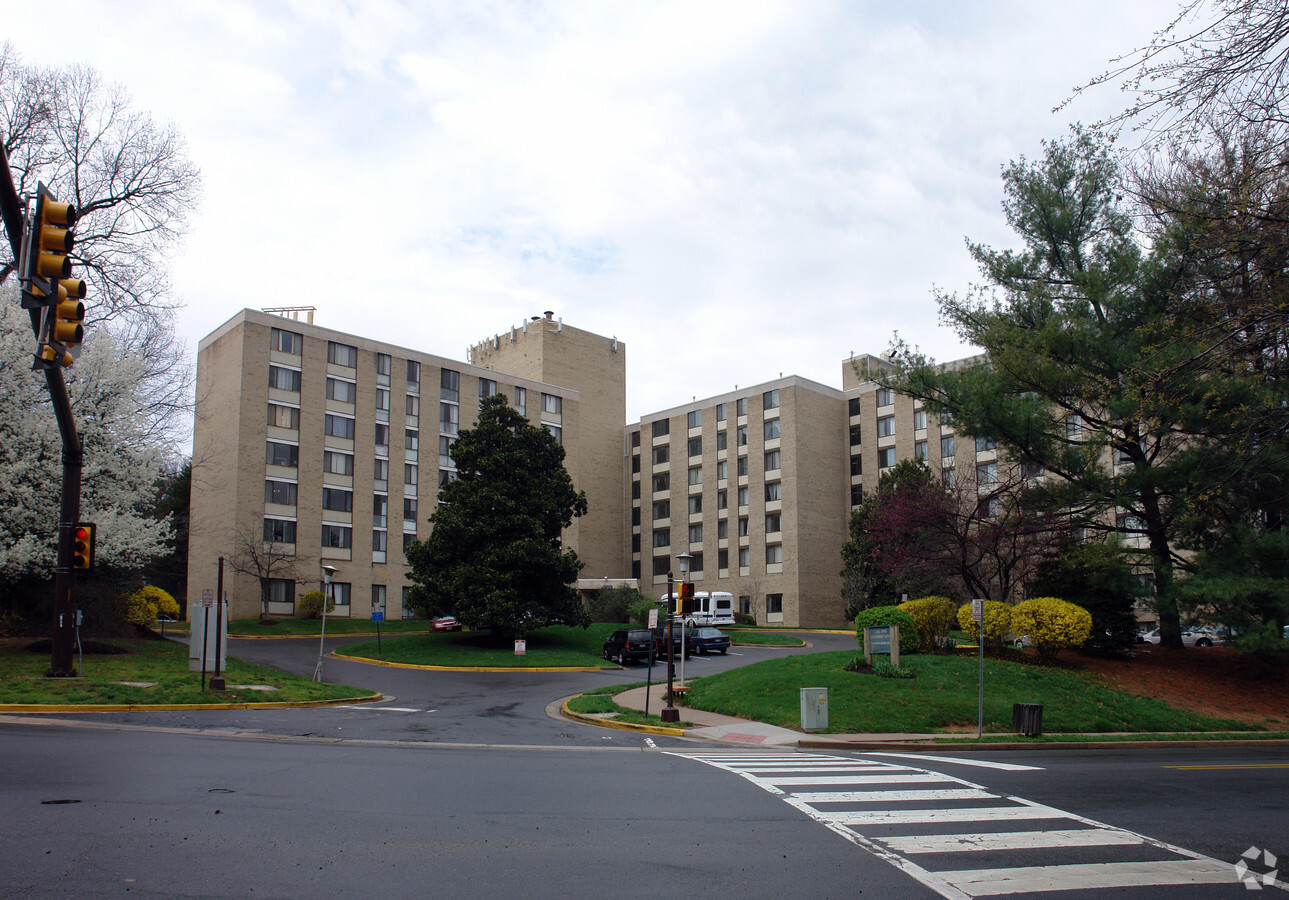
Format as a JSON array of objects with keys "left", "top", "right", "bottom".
[{"left": 0, "top": 297, "right": 174, "bottom": 585}]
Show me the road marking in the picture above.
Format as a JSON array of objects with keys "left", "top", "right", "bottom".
[
  {"left": 867, "top": 752, "right": 1044, "bottom": 772},
  {"left": 335, "top": 706, "right": 421, "bottom": 712},
  {"left": 1166, "top": 763, "right": 1289, "bottom": 770},
  {"left": 671, "top": 751, "right": 1261, "bottom": 898}
]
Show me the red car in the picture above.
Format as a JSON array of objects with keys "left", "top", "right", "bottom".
[{"left": 432, "top": 616, "right": 462, "bottom": 632}]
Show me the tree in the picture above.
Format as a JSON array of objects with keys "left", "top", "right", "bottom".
[
  {"left": 148, "top": 460, "right": 190, "bottom": 605},
  {"left": 0, "top": 297, "right": 174, "bottom": 593},
  {"left": 405, "top": 394, "right": 588, "bottom": 639},
  {"left": 884, "top": 129, "right": 1209, "bottom": 647},
  {"left": 226, "top": 524, "right": 309, "bottom": 622},
  {"left": 1031, "top": 537, "right": 1145, "bottom": 655}
]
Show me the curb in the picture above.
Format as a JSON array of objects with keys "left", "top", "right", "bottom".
[
  {"left": 800, "top": 737, "right": 1289, "bottom": 751},
  {"left": 331, "top": 648, "right": 615, "bottom": 672},
  {"left": 560, "top": 696, "right": 687, "bottom": 737},
  {"left": 0, "top": 693, "right": 386, "bottom": 714}
]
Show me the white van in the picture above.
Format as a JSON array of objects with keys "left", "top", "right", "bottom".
[{"left": 658, "top": 590, "right": 736, "bottom": 627}]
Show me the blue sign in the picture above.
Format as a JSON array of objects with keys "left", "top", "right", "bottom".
[
  {"left": 372, "top": 612, "right": 384, "bottom": 623},
  {"left": 868, "top": 625, "right": 891, "bottom": 653}
]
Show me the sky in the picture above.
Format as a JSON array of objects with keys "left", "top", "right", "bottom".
[{"left": 5, "top": 0, "right": 1186, "bottom": 436}]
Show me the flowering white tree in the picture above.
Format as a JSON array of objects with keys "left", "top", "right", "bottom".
[{"left": 0, "top": 293, "right": 174, "bottom": 583}]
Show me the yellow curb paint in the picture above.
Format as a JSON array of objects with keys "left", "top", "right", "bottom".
[
  {"left": 331, "top": 649, "right": 614, "bottom": 672},
  {"left": 560, "top": 697, "right": 686, "bottom": 737}
]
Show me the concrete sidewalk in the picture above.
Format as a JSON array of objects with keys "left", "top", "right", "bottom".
[{"left": 613, "top": 683, "right": 947, "bottom": 748}]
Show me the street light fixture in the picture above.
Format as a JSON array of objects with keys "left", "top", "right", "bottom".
[
  {"left": 314, "top": 564, "right": 338, "bottom": 683},
  {"left": 661, "top": 551, "right": 693, "bottom": 723}
]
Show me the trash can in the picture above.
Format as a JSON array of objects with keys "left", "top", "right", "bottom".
[
  {"left": 801, "top": 687, "right": 828, "bottom": 732},
  {"left": 1012, "top": 702, "right": 1043, "bottom": 737}
]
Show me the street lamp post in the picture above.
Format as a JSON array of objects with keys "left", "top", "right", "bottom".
[
  {"left": 661, "top": 552, "right": 692, "bottom": 724},
  {"left": 314, "top": 564, "right": 337, "bottom": 683}
]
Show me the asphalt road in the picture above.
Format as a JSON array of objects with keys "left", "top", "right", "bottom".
[{"left": 3, "top": 632, "right": 1288, "bottom": 898}]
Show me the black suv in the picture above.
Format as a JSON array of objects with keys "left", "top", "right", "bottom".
[{"left": 602, "top": 629, "right": 655, "bottom": 665}]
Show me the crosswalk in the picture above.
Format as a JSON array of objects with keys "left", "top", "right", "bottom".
[{"left": 669, "top": 751, "right": 1260, "bottom": 898}]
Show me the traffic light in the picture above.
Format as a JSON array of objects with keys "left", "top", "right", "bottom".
[
  {"left": 678, "top": 582, "right": 695, "bottom": 614},
  {"left": 71, "top": 522, "right": 96, "bottom": 572},
  {"left": 20, "top": 184, "right": 85, "bottom": 368}
]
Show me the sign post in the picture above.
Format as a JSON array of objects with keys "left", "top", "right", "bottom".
[
  {"left": 972, "top": 598, "right": 985, "bottom": 738},
  {"left": 372, "top": 607, "right": 384, "bottom": 653}
]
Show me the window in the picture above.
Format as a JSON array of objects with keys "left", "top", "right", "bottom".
[
  {"left": 267, "top": 403, "right": 300, "bottom": 429},
  {"left": 851, "top": 484, "right": 863, "bottom": 505},
  {"left": 406, "top": 429, "right": 419, "bottom": 452},
  {"left": 265, "top": 480, "right": 297, "bottom": 505},
  {"left": 850, "top": 455, "right": 862, "bottom": 477},
  {"left": 632, "top": 507, "right": 640, "bottom": 526},
  {"left": 652, "top": 446, "right": 670, "bottom": 465},
  {"left": 687, "top": 410, "right": 702, "bottom": 429},
  {"left": 766, "top": 543, "right": 783, "bottom": 563},
  {"left": 878, "top": 447, "right": 897, "bottom": 469},
  {"left": 975, "top": 435, "right": 997, "bottom": 452},
  {"left": 941, "top": 435, "right": 956, "bottom": 458},
  {"left": 767, "top": 593, "right": 783, "bottom": 614},
  {"left": 268, "top": 365, "right": 301, "bottom": 392},
  {"left": 373, "top": 458, "right": 388, "bottom": 491},
  {"left": 849, "top": 424, "right": 862, "bottom": 446},
  {"left": 323, "top": 450, "right": 353, "bottom": 475},
  {"left": 631, "top": 481, "right": 640, "bottom": 500},
  {"left": 717, "top": 519, "right": 729, "bottom": 539},
  {"left": 688, "top": 466, "right": 702, "bottom": 486},
  {"left": 322, "top": 487, "right": 353, "bottom": 512},
  {"left": 404, "top": 463, "right": 418, "bottom": 486},
  {"left": 652, "top": 472, "right": 670, "bottom": 493},
  {"left": 689, "top": 552, "right": 704, "bottom": 573},
  {"left": 653, "top": 556, "right": 670, "bottom": 577},
  {"left": 1066, "top": 415, "right": 1082, "bottom": 438},
  {"left": 327, "top": 341, "right": 357, "bottom": 367},
  {"left": 440, "top": 402, "right": 459, "bottom": 435},
  {"left": 372, "top": 584, "right": 387, "bottom": 617},
  {"left": 738, "top": 547, "right": 750, "bottom": 568},
  {"left": 372, "top": 529, "right": 388, "bottom": 554},
  {"left": 718, "top": 549, "right": 729, "bottom": 570},
  {"left": 877, "top": 416, "right": 895, "bottom": 437},
  {"left": 325, "top": 414, "right": 355, "bottom": 439},
  {"left": 688, "top": 437, "right": 702, "bottom": 457},
  {"left": 544, "top": 424, "right": 562, "bottom": 444},
  {"left": 977, "top": 462, "right": 998, "bottom": 485},
  {"left": 716, "top": 460, "right": 727, "bottom": 480},
  {"left": 763, "top": 389, "right": 779, "bottom": 410},
  {"left": 267, "top": 579, "right": 294, "bottom": 609},
  {"left": 738, "top": 486, "right": 749, "bottom": 507},
  {"left": 327, "top": 377, "right": 356, "bottom": 403},
  {"left": 765, "top": 481, "right": 781, "bottom": 502},
  {"left": 764, "top": 450, "right": 780, "bottom": 471},
  {"left": 321, "top": 524, "right": 352, "bottom": 548},
  {"left": 876, "top": 387, "right": 894, "bottom": 407},
  {"left": 271, "top": 327, "right": 301, "bottom": 354},
  {"left": 439, "top": 435, "right": 455, "bottom": 467},
  {"left": 736, "top": 397, "right": 747, "bottom": 417},
  {"left": 479, "top": 377, "right": 497, "bottom": 398},
  {"left": 407, "top": 359, "right": 421, "bottom": 388},
  {"left": 653, "top": 528, "right": 670, "bottom": 548},
  {"left": 717, "top": 489, "right": 728, "bottom": 509},
  {"left": 689, "top": 523, "right": 703, "bottom": 543},
  {"left": 263, "top": 518, "right": 296, "bottom": 543},
  {"left": 542, "top": 393, "right": 562, "bottom": 415},
  {"left": 440, "top": 369, "right": 459, "bottom": 401},
  {"left": 403, "top": 497, "right": 418, "bottom": 524},
  {"left": 402, "top": 532, "right": 417, "bottom": 554},
  {"left": 375, "top": 423, "right": 390, "bottom": 449},
  {"left": 632, "top": 454, "right": 641, "bottom": 474},
  {"left": 375, "top": 388, "right": 390, "bottom": 417},
  {"left": 1022, "top": 460, "right": 1044, "bottom": 480},
  {"left": 376, "top": 353, "right": 391, "bottom": 383},
  {"left": 266, "top": 441, "right": 299, "bottom": 467},
  {"left": 914, "top": 409, "right": 927, "bottom": 430},
  {"left": 439, "top": 469, "right": 457, "bottom": 488},
  {"left": 687, "top": 495, "right": 703, "bottom": 515},
  {"left": 652, "top": 419, "right": 669, "bottom": 438},
  {"left": 716, "top": 431, "right": 727, "bottom": 451},
  {"left": 514, "top": 386, "right": 527, "bottom": 415},
  {"left": 653, "top": 500, "right": 670, "bottom": 520},
  {"left": 765, "top": 514, "right": 781, "bottom": 534},
  {"left": 716, "top": 403, "right": 727, "bottom": 421},
  {"left": 330, "top": 583, "right": 351, "bottom": 608},
  {"left": 405, "top": 395, "right": 420, "bottom": 418},
  {"left": 631, "top": 431, "right": 640, "bottom": 448},
  {"left": 976, "top": 496, "right": 1000, "bottom": 518},
  {"left": 738, "top": 517, "right": 749, "bottom": 537},
  {"left": 848, "top": 397, "right": 862, "bottom": 417},
  {"left": 942, "top": 467, "right": 956, "bottom": 488},
  {"left": 631, "top": 533, "right": 641, "bottom": 552},
  {"left": 763, "top": 418, "right": 780, "bottom": 440},
  {"left": 914, "top": 440, "right": 928, "bottom": 460},
  {"left": 737, "top": 456, "right": 749, "bottom": 477},
  {"left": 373, "top": 494, "right": 388, "bottom": 528}
]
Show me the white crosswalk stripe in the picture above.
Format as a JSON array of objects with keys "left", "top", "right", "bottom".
[{"left": 668, "top": 750, "right": 1263, "bottom": 898}]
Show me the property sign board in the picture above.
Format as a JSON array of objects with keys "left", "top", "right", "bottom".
[
  {"left": 514, "top": 640, "right": 527, "bottom": 656},
  {"left": 202, "top": 589, "right": 214, "bottom": 610},
  {"left": 971, "top": 598, "right": 984, "bottom": 623},
  {"left": 867, "top": 625, "right": 892, "bottom": 653}
]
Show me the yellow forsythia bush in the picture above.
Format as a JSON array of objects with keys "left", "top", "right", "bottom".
[
  {"left": 956, "top": 600, "right": 1013, "bottom": 646},
  {"left": 1012, "top": 597, "right": 1092, "bottom": 661},
  {"left": 898, "top": 596, "right": 957, "bottom": 651},
  {"left": 122, "top": 585, "right": 181, "bottom": 626},
  {"left": 298, "top": 589, "right": 335, "bottom": 619}
]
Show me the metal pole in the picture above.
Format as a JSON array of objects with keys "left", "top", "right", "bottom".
[
  {"left": 210, "top": 557, "right": 226, "bottom": 690},
  {"left": 314, "top": 569, "right": 333, "bottom": 682},
  {"left": 977, "top": 623, "right": 985, "bottom": 739},
  {"left": 661, "top": 570, "right": 678, "bottom": 722}
]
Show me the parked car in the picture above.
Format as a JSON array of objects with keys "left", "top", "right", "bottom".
[
  {"left": 688, "top": 626, "right": 731, "bottom": 655},
  {"left": 652, "top": 625, "right": 691, "bottom": 660},
  {"left": 432, "top": 616, "right": 462, "bottom": 632},
  {"left": 1141, "top": 627, "right": 1221, "bottom": 647},
  {"left": 603, "top": 629, "right": 655, "bottom": 665}
]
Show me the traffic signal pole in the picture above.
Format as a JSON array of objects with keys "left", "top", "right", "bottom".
[{"left": 0, "top": 146, "right": 83, "bottom": 676}]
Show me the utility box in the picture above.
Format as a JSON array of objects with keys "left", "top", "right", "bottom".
[
  {"left": 1013, "top": 702, "right": 1043, "bottom": 737},
  {"left": 188, "top": 601, "right": 228, "bottom": 673},
  {"left": 801, "top": 687, "right": 828, "bottom": 732}
]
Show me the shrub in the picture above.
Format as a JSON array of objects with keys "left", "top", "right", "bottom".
[
  {"left": 733, "top": 612, "right": 757, "bottom": 626},
  {"left": 298, "top": 589, "right": 335, "bottom": 619},
  {"left": 628, "top": 597, "right": 661, "bottom": 625},
  {"left": 897, "top": 596, "right": 957, "bottom": 651},
  {"left": 872, "top": 659, "right": 915, "bottom": 679},
  {"left": 956, "top": 600, "right": 1013, "bottom": 646},
  {"left": 1011, "top": 597, "right": 1092, "bottom": 661},
  {"left": 121, "top": 586, "right": 181, "bottom": 627},
  {"left": 587, "top": 586, "right": 644, "bottom": 623},
  {"left": 854, "top": 605, "right": 917, "bottom": 654}
]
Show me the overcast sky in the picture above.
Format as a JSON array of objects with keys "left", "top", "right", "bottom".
[{"left": 7, "top": 0, "right": 1184, "bottom": 434}]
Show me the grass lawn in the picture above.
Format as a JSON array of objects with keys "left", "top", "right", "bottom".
[
  {"left": 566, "top": 683, "right": 695, "bottom": 729},
  {"left": 724, "top": 630, "right": 805, "bottom": 647},
  {"left": 681, "top": 651, "right": 1262, "bottom": 734},
  {"left": 0, "top": 638, "right": 378, "bottom": 706},
  {"left": 340, "top": 622, "right": 623, "bottom": 668}
]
